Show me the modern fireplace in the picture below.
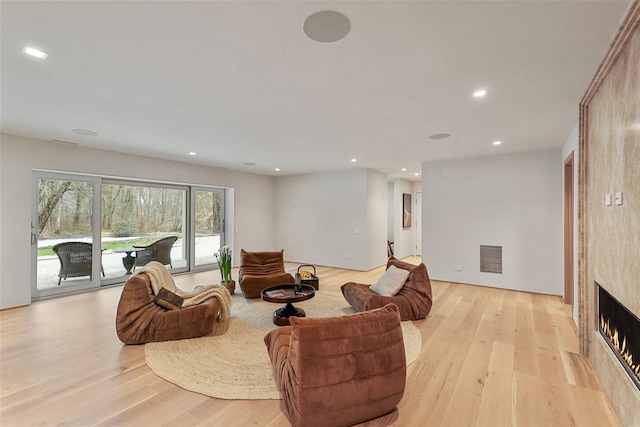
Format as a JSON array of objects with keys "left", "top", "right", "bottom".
[{"left": 597, "top": 283, "right": 640, "bottom": 391}]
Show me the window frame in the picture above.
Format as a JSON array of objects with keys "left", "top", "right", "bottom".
[{"left": 32, "top": 170, "right": 227, "bottom": 300}]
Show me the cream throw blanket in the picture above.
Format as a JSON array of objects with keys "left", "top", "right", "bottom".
[{"left": 133, "top": 261, "right": 232, "bottom": 323}]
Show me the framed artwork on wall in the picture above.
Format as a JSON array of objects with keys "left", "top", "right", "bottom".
[{"left": 403, "top": 193, "right": 412, "bottom": 229}]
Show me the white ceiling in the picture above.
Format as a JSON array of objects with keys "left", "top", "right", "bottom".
[{"left": 1, "top": 1, "right": 630, "bottom": 181}]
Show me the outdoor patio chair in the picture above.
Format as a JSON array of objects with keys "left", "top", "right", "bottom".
[
  {"left": 52, "top": 241, "right": 104, "bottom": 286},
  {"left": 133, "top": 236, "right": 178, "bottom": 270}
]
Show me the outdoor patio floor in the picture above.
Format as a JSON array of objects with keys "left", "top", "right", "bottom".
[{"left": 36, "top": 236, "right": 221, "bottom": 290}]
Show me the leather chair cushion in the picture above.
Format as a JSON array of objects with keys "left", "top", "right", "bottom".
[
  {"left": 341, "top": 257, "right": 433, "bottom": 321},
  {"left": 239, "top": 249, "right": 295, "bottom": 298},
  {"left": 115, "top": 274, "right": 218, "bottom": 344},
  {"left": 264, "top": 303, "right": 406, "bottom": 427}
]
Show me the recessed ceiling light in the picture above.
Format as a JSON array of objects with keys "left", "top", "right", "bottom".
[
  {"left": 351, "top": 158, "right": 357, "bottom": 163},
  {"left": 414, "top": 173, "right": 420, "bottom": 176},
  {"left": 71, "top": 128, "right": 98, "bottom": 136},
  {"left": 473, "top": 89, "right": 487, "bottom": 97},
  {"left": 243, "top": 162, "right": 257, "bottom": 166},
  {"left": 429, "top": 133, "right": 451, "bottom": 140},
  {"left": 304, "top": 11, "right": 351, "bottom": 43},
  {"left": 20, "top": 45, "right": 49, "bottom": 59},
  {"left": 189, "top": 152, "right": 196, "bottom": 156},
  {"left": 274, "top": 168, "right": 280, "bottom": 172},
  {"left": 493, "top": 140, "right": 502, "bottom": 145},
  {"left": 401, "top": 168, "right": 407, "bottom": 172}
]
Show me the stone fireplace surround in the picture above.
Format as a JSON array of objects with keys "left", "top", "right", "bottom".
[{"left": 578, "top": 3, "right": 640, "bottom": 425}]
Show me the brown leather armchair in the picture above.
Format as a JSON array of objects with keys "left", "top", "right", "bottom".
[
  {"left": 264, "top": 303, "right": 406, "bottom": 427},
  {"left": 341, "top": 256, "right": 433, "bottom": 321},
  {"left": 238, "top": 249, "right": 295, "bottom": 298},
  {"left": 115, "top": 272, "right": 219, "bottom": 344}
]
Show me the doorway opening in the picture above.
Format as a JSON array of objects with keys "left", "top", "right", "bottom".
[{"left": 564, "top": 152, "right": 574, "bottom": 306}]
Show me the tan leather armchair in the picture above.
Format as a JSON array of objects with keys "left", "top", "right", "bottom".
[
  {"left": 238, "top": 249, "right": 295, "bottom": 298},
  {"left": 115, "top": 272, "right": 219, "bottom": 344},
  {"left": 341, "top": 256, "right": 433, "bottom": 321},
  {"left": 264, "top": 303, "right": 406, "bottom": 427}
]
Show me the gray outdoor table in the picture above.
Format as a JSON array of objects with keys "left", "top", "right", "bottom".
[{"left": 112, "top": 248, "right": 140, "bottom": 274}]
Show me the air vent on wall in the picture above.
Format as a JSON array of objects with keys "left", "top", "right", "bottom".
[
  {"left": 480, "top": 245, "right": 502, "bottom": 274},
  {"left": 51, "top": 139, "right": 79, "bottom": 146}
]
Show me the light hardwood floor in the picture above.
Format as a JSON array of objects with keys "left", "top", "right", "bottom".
[{"left": 0, "top": 257, "right": 621, "bottom": 426}]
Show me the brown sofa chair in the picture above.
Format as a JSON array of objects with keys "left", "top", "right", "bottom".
[
  {"left": 239, "top": 249, "right": 295, "bottom": 298},
  {"left": 115, "top": 272, "right": 219, "bottom": 344},
  {"left": 264, "top": 303, "right": 406, "bottom": 427},
  {"left": 341, "top": 257, "right": 433, "bottom": 321}
]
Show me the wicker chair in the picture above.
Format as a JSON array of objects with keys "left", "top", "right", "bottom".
[
  {"left": 52, "top": 241, "right": 104, "bottom": 286},
  {"left": 133, "top": 236, "right": 178, "bottom": 270}
]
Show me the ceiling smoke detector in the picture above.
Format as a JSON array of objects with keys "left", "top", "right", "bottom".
[
  {"left": 429, "top": 133, "right": 451, "bottom": 140},
  {"left": 71, "top": 129, "right": 98, "bottom": 136},
  {"left": 304, "top": 11, "right": 351, "bottom": 43}
]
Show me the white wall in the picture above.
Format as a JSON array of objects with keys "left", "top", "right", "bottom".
[
  {"left": 0, "top": 133, "right": 277, "bottom": 309},
  {"left": 274, "top": 168, "right": 387, "bottom": 271},
  {"left": 421, "top": 149, "right": 563, "bottom": 295},
  {"left": 412, "top": 181, "right": 422, "bottom": 255},
  {"left": 388, "top": 179, "right": 414, "bottom": 259},
  {"left": 366, "top": 169, "right": 388, "bottom": 270},
  {"left": 387, "top": 182, "right": 394, "bottom": 242},
  {"left": 562, "top": 123, "right": 579, "bottom": 325},
  {"left": 0, "top": 139, "right": 3, "bottom": 305}
]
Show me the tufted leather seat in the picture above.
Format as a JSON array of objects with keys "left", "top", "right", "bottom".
[
  {"left": 341, "top": 257, "right": 433, "bottom": 321},
  {"left": 264, "top": 303, "right": 406, "bottom": 427},
  {"left": 115, "top": 273, "right": 219, "bottom": 344},
  {"left": 238, "top": 249, "right": 295, "bottom": 298}
]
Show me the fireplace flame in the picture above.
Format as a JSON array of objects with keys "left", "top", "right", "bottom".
[{"left": 600, "top": 315, "right": 640, "bottom": 382}]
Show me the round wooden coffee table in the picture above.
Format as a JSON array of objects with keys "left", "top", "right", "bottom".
[{"left": 261, "top": 284, "right": 315, "bottom": 326}]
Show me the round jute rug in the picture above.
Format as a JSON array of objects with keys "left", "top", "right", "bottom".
[{"left": 145, "top": 291, "right": 422, "bottom": 400}]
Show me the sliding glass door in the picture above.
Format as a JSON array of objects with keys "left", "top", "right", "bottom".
[
  {"left": 192, "top": 188, "right": 224, "bottom": 269},
  {"left": 32, "top": 172, "right": 100, "bottom": 298},
  {"left": 32, "top": 171, "right": 226, "bottom": 299},
  {"left": 101, "top": 181, "right": 188, "bottom": 282}
]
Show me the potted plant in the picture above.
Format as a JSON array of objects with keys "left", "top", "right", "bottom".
[{"left": 215, "top": 246, "right": 234, "bottom": 294}]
